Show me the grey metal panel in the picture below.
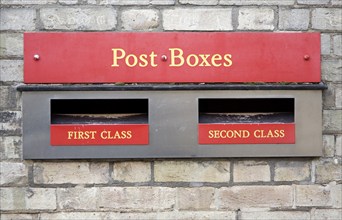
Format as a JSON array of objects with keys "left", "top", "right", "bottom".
[{"left": 22, "top": 90, "right": 323, "bottom": 159}]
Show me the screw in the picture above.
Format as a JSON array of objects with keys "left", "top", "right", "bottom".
[
  {"left": 161, "top": 55, "right": 167, "bottom": 61},
  {"left": 303, "top": 55, "right": 310, "bottom": 60},
  {"left": 33, "top": 54, "right": 40, "bottom": 61}
]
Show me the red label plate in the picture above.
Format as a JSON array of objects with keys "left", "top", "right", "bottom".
[
  {"left": 24, "top": 32, "right": 320, "bottom": 83},
  {"left": 51, "top": 124, "right": 149, "bottom": 146},
  {"left": 198, "top": 123, "right": 295, "bottom": 144}
]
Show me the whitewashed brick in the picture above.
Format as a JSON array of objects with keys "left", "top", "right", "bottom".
[
  {"left": 97, "top": 187, "right": 176, "bottom": 211},
  {"left": 154, "top": 160, "right": 230, "bottom": 182},
  {"left": 33, "top": 162, "right": 109, "bottom": 184},
  {"left": 121, "top": 9, "right": 159, "bottom": 31},
  {"left": 279, "top": 9, "right": 309, "bottom": 30},
  {"left": 0, "top": 9, "right": 36, "bottom": 31},
  {"left": 336, "top": 135, "right": 342, "bottom": 156},
  {"left": 322, "top": 59, "right": 342, "bottom": 82},
  {"left": 312, "top": 8, "right": 342, "bottom": 31},
  {"left": 315, "top": 162, "right": 342, "bottom": 183},
  {"left": 113, "top": 161, "right": 151, "bottom": 182},
  {"left": 220, "top": 0, "right": 295, "bottom": 5},
  {"left": 217, "top": 186, "right": 293, "bottom": 209},
  {"left": 57, "top": 187, "right": 97, "bottom": 210},
  {"left": 180, "top": 0, "right": 218, "bottom": 5},
  {"left": 0, "top": 33, "right": 23, "bottom": 57},
  {"left": 333, "top": 35, "right": 342, "bottom": 56},
  {"left": 40, "top": 8, "right": 117, "bottom": 30},
  {"left": 323, "top": 135, "right": 335, "bottom": 157},
  {"left": 150, "top": 0, "right": 175, "bottom": 5},
  {"left": 241, "top": 211, "right": 310, "bottom": 220},
  {"left": 274, "top": 161, "right": 310, "bottom": 182},
  {"left": 0, "top": 188, "right": 56, "bottom": 210},
  {"left": 177, "top": 187, "right": 215, "bottom": 210},
  {"left": 1, "top": 0, "right": 56, "bottom": 4},
  {"left": 296, "top": 185, "right": 332, "bottom": 207},
  {"left": 0, "top": 60, "right": 24, "bottom": 82},
  {"left": 321, "top": 34, "right": 331, "bottom": 55},
  {"left": 59, "top": 0, "right": 78, "bottom": 4},
  {"left": 238, "top": 8, "right": 274, "bottom": 30},
  {"left": 298, "top": 0, "right": 329, "bottom": 4},
  {"left": 0, "top": 136, "right": 22, "bottom": 159},
  {"left": 234, "top": 160, "right": 270, "bottom": 182},
  {"left": 0, "top": 214, "right": 36, "bottom": 220},
  {"left": 105, "top": 0, "right": 150, "bottom": 5},
  {"left": 0, "top": 162, "right": 27, "bottom": 185},
  {"left": 323, "top": 110, "right": 342, "bottom": 132},
  {"left": 311, "top": 209, "right": 342, "bottom": 220},
  {"left": 163, "top": 8, "right": 232, "bottom": 31}
]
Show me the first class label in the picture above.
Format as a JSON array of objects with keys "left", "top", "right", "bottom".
[{"left": 24, "top": 32, "right": 320, "bottom": 83}]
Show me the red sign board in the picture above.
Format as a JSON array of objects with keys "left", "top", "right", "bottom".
[
  {"left": 198, "top": 123, "right": 295, "bottom": 144},
  {"left": 24, "top": 32, "right": 320, "bottom": 83},
  {"left": 50, "top": 124, "right": 149, "bottom": 146}
]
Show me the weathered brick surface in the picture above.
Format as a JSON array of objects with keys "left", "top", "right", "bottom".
[
  {"left": 40, "top": 8, "right": 117, "bottom": 30},
  {"left": 336, "top": 86, "right": 342, "bottom": 109},
  {"left": 33, "top": 162, "right": 109, "bottom": 184},
  {"left": 279, "top": 9, "right": 309, "bottom": 30},
  {"left": 180, "top": 0, "right": 219, "bottom": 5},
  {"left": 113, "top": 161, "right": 151, "bottom": 182},
  {"left": 121, "top": 9, "right": 159, "bottom": 31},
  {"left": 241, "top": 211, "right": 310, "bottom": 220},
  {"left": 332, "top": 0, "right": 342, "bottom": 5},
  {"left": 234, "top": 160, "right": 270, "bottom": 182},
  {"left": 336, "top": 135, "right": 342, "bottom": 156},
  {"left": 311, "top": 209, "right": 342, "bottom": 220},
  {"left": 0, "top": 188, "right": 56, "bottom": 210},
  {"left": 315, "top": 162, "right": 342, "bottom": 183},
  {"left": 0, "top": 111, "right": 22, "bottom": 136},
  {"left": 238, "top": 8, "right": 274, "bottom": 30},
  {"left": 298, "top": 0, "right": 329, "bottom": 4},
  {"left": 0, "top": 136, "right": 22, "bottom": 159},
  {"left": 333, "top": 35, "right": 342, "bottom": 56},
  {"left": 217, "top": 186, "right": 293, "bottom": 209},
  {"left": 0, "top": 86, "right": 21, "bottom": 111},
  {"left": 177, "top": 187, "right": 215, "bottom": 210},
  {"left": 296, "top": 185, "right": 332, "bottom": 207},
  {"left": 97, "top": 187, "right": 176, "bottom": 211},
  {"left": 322, "top": 59, "right": 342, "bottom": 82},
  {"left": 1, "top": 0, "right": 56, "bottom": 4},
  {"left": 59, "top": 0, "right": 78, "bottom": 4},
  {"left": 57, "top": 187, "right": 97, "bottom": 210},
  {"left": 274, "top": 161, "right": 310, "bottom": 182},
  {"left": 163, "top": 8, "right": 233, "bottom": 30},
  {"left": 0, "top": 162, "right": 27, "bottom": 186},
  {"left": 220, "top": 0, "right": 295, "bottom": 5},
  {"left": 0, "top": 214, "right": 36, "bottom": 220},
  {"left": 323, "top": 135, "right": 335, "bottom": 157},
  {"left": 0, "top": 33, "right": 23, "bottom": 58},
  {"left": 0, "top": 9, "right": 36, "bottom": 31},
  {"left": 323, "top": 110, "right": 342, "bottom": 132},
  {"left": 321, "top": 34, "right": 331, "bottom": 55},
  {"left": 0, "top": 60, "right": 24, "bottom": 82},
  {"left": 312, "top": 8, "right": 342, "bottom": 31},
  {"left": 154, "top": 160, "right": 230, "bottom": 182}
]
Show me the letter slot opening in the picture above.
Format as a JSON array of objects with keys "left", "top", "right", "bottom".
[
  {"left": 50, "top": 99, "right": 149, "bottom": 146},
  {"left": 198, "top": 98, "right": 295, "bottom": 145}
]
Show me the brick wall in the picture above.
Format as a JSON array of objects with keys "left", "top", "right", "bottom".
[{"left": 0, "top": 0, "right": 341, "bottom": 219}]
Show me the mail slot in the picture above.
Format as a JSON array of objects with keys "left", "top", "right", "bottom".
[
  {"left": 50, "top": 99, "right": 149, "bottom": 146},
  {"left": 198, "top": 98, "right": 295, "bottom": 144}
]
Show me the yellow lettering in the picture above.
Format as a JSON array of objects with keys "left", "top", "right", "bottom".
[
  {"left": 125, "top": 54, "right": 138, "bottom": 67},
  {"left": 211, "top": 54, "right": 222, "bottom": 67},
  {"left": 223, "top": 54, "right": 233, "bottom": 67},
  {"left": 127, "top": 131, "right": 132, "bottom": 139},
  {"left": 111, "top": 48, "right": 125, "bottom": 67},
  {"left": 150, "top": 51, "right": 158, "bottom": 67},
  {"left": 169, "top": 48, "right": 185, "bottom": 67},
  {"left": 199, "top": 54, "right": 211, "bottom": 66},
  {"left": 186, "top": 54, "right": 199, "bottom": 67},
  {"left": 139, "top": 54, "right": 148, "bottom": 67}
]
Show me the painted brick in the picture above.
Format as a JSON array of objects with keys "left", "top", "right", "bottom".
[
  {"left": 323, "top": 135, "right": 335, "bottom": 157},
  {"left": 333, "top": 35, "right": 342, "bottom": 56},
  {"left": 163, "top": 8, "right": 233, "bottom": 31},
  {"left": 298, "top": 0, "right": 329, "bottom": 4},
  {"left": 97, "top": 187, "right": 176, "bottom": 211},
  {"left": 33, "top": 162, "right": 109, "bottom": 184},
  {"left": 315, "top": 162, "right": 342, "bottom": 183},
  {"left": 217, "top": 186, "right": 293, "bottom": 209},
  {"left": 0, "top": 111, "right": 22, "bottom": 136},
  {"left": 180, "top": 0, "right": 219, "bottom": 5},
  {"left": 154, "top": 160, "right": 230, "bottom": 182},
  {"left": 0, "top": 136, "right": 22, "bottom": 159},
  {"left": 296, "top": 185, "right": 332, "bottom": 207},
  {"left": 0, "top": 86, "right": 21, "bottom": 111},
  {"left": 57, "top": 187, "right": 97, "bottom": 210},
  {"left": 322, "top": 59, "right": 342, "bottom": 82},
  {"left": 0, "top": 9, "right": 36, "bottom": 31},
  {"left": 121, "top": 9, "right": 159, "bottom": 31},
  {"left": 40, "top": 8, "right": 117, "bottom": 30},
  {"left": 238, "top": 8, "right": 274, "bottom": 30},
  {"left": 220, "top": 0, "right": 294, "bottom": 5},
  {"left": 336, "top": 135, "right": 342, "bottom": 156},
  {"left": 0, "top": 60, "right": 23, "bottom": 82},
  {"left": 323, "top": 110, "right": 342, "bottom": 132},
  {"left": 274, "top": 161, "right": 310, "bottom": 182},
  {"left": 113, "top": 161, "right": 151, "bottom": 182},
  {"left": 241, "top": 211, "right": 310, "bottom": 220},
  {"left": 321, "top": 34, "right": 331, "bottom": 55},
  {"left": 311, "top": 209, "right": 342, "bottom": 220},
  {"left": 177, "top": 187, "right": 215, "bottom": 210},
  {"left": 0, "top": 33, "right": 23, "bottom": 57},
  {"left": 0, "top": 188, "right": 56, "bottom": 210},
  {"left": 312, "top": 8, "right": 342, "bottom": 31},
  {"left": 1, "top": 0, "right": 56, "bottom": 4},
  {"left": 0, "top": 162, "right": 27, "bottom": 186},
  {"left": 0, "top": 214, "right": 36, "bottom": 220},
  {"left": 233, "top": 160, "right": 270, "bottom": 182},
  {"left": 279, "top": 9, "right": 309, "bottom": 30}
]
